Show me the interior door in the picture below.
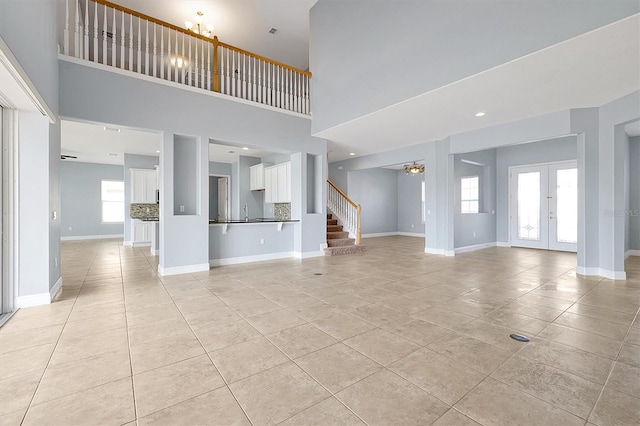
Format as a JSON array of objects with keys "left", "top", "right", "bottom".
[
  {"left": 218, "top": 177, "right": 229, "bottom": 221},
  {"left": 509, "top": 161, "right": 577, "bottom": 252}
]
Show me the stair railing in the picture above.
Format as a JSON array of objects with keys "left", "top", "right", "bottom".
[
  {"left": 327, "top": 179, "right": 361, "bottom": 245},
  {"left": 61, "top": 0, "right": 311, "bottom": 115}
]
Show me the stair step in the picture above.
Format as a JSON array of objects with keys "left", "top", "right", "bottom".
[
  {"left": 327, "top": 238, "right": 355, "bottom": 247},
  {"left": 327, "top": 219, "right": 338, "bottom": 225},
  {"left": 324, "top": 245, "right": 366, "bottom": 256},
  {"left": 327, "top": 231, "right": 349, "bottom": 239},
  {"left": 327, "top": 213, "right": 333, "bottom": 219},
  {"left": 327, "top": 225, "right": 343, "bottom": 232}
]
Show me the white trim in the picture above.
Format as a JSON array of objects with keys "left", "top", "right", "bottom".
[
  {"left": 61, "top": 234, "right": 123, "bottom": 241},
  {"left": 50, "top": 277, "right": 63, "bottom": 301},
  {"left": 210, "top": 252, "right": 294, "bottom": 267},
  {"left": 445, "top": 250, "right": 455, "bottom": 257},
  {"left": 397, "top": 232, "right": 425, "bottom": 238},
  {"left": 425, "top": 248, "right": 446, "bottom": 255},
  {"left": 59, "top": 55, "right": 311, "bottom": 120},
  {"left": 455, "top": 242, "right": 497, "bottom": 254},
  {"left": 150, "top": 248, "right": 159, "bottom": 256},
  {"left": 625, "top": 250, "right": 640, "bottom": 259},
  {"left": 496, "top": 242, "right": 511, "bottom": 247},
  {"left": 123, "top": 240, "right": 133, "bottom": 247},
  {"left": 294, "top": 250, "right": 324, "bottom": 259},
  {"left": 131, "top": 242, "right": 151, "bottom": 247},
  {"left": 576, "top": 266, "right": 627, "bottom": 280},
  {"left": 1, "top": 37, "right": 55, "bottom": 122},
  {"left": 362, "top": 232, "right": 400, "bottom": 238},
  {"left": 17, "top": 292, "right": 51, "bottom": 308},
  {"left": 158, "top": 263, "right": 210, "bottom": 276}
]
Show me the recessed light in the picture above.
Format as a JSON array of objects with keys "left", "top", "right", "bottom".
[
  {"left": 475, "top": 112, "right": 486, "bottom": 117},
  {"left": 228, "top": 150, "right": 236, "bottom": 154},
  {"left": 108, "top": 153, "right": 118, "bottom": 156},
  {"left": 349, "top": 152, "right": 355, "bottom": 156},
  {"left": 156, "top": 150, "right": 160, "bottom": 153},
  {"left": 103, "top": 126, "right": 121, "bottom": 132},
  {"left": 242, "top": 147, "right": 249, "bottom": 150}
]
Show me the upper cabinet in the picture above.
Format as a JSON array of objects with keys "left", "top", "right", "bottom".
[
  {"left": 264, "top": 162, "right": 291, "bottom": 203},
  {"left": 131, "top": 169, "right": 158, "bottom": 203},
  {"left": 249, "top": 163, "right": 272, "bottom": 191}
]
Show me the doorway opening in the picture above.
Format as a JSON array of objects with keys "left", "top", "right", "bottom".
[
  {"left": 209, "top": 174, "right": 230, "bottom": 222},
  {"left": 509, "top": 161, "right": 577, "bottom": 252}
]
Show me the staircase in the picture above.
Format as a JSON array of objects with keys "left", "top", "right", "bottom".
[{"left": 324, "top": 214, "right": 365, "bottom": 256}]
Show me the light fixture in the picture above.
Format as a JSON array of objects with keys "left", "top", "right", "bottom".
[
  {"left": 475, "top": 112, "right": 486, "bottom": 117},
  {"left": 156, "top": 150, "right": 160, "bottom": 153},
  {"left": 242, "top": 147, "right": 249, "bottom": 150},
  {"left": 349, "top": 152, "right": 355, "bottom": 156},
  {"left": 185, "top": 11, "right": 214, "bottom": 38},
  {"left": 403, "top": 162, "right": 425, "bottom": 175},
  {"left": 103, "top": 126, "right": 120, "bottom": 132}
]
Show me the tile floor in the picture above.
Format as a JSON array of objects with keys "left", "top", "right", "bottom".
[{"left": 1, "top": 236, "right": 639, "bottom": 425}]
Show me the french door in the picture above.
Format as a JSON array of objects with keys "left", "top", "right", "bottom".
[{"left": 509, "top": 161, "right": 578, "bottom": 252}]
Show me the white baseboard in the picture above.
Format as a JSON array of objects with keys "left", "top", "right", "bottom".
[
  {"left": 425, "top": 247, "right": 455, "bottom": 256},
  {"left": 50, "top": 277, "right": 63, "bottom": 300},
  {"left": 158, "top": 263, "right": 210, "bottom": 276},
  {"left": 576, "top": 266, "right": 627, "bottom": 280},
  {"left": 625, "top": 250, "right": 640, "bottom": 259},
  {"left": 397, "top": 232, "right": 425, "bottom": 237},
  {"left": 150, "top": 248, "right": 159, "bottom": 256},
  {"left": 123, "top": 240, "right": 132, "bottom": 247},
  {"left": 496, "top": 242, "right": 511, "bottom": 247},
  {"left": 362, "top": 232, "right": 401, "bottom": 238},
  {"left": 16, "top": 277, "right": 64, "bottom": 308},
  {"left": 210, "top": 252, "right": 294, "bottom": 267},
  {"left": 132, "top": 242, "right": 151, "bottom": 247},
  {"left": 294, "top": 250, "right": 324, "bottom": 259},
  {"left": 61, "top": 234, "right": 123, "bottom": 241},
  {"left": 455, "top": 242, "right": 497, "bottom": 254}
]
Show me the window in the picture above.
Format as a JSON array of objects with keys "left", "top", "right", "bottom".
[
  {"left": 461, "top": 176, "right": 479, "bottom": 214},
  {"left": 421, "top": 180, "right": 426, "bottom": 223},
  {"left": 101, "top": 180, "right": 124, "bottom": 223}
]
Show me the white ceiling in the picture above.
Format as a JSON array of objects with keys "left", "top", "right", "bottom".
[
  {"left": 319, "top": 15, "right": 640, "bottom": 162},
  {"left": 112, "top": 0, "right": 317, "bottom": 71},
  {"left": 208, "top": 141, "right": 272, "bottom": 163}
]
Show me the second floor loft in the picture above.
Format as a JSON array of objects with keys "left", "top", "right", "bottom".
[{"left": 60, "top": 0, "right": 312, "bottom": 116}]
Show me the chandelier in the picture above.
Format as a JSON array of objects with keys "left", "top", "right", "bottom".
[
  {"left": 403, "top": 162, "right": 425, "bottom": 175},
  {"left": 185, "top": 11, "right": 214, "bottom": 38}
]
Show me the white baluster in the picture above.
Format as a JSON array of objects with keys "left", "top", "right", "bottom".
[
  {"left": 128, "top": 16, "right": 133, "bottom": 71},
  {"left": 230, "top": 50, "right": 235, "bottom": 97},
  {"left": 194, "top": 38, "right": 199, "bottom": 88},
  {"left": 92, "top": 0, "right": 98, "bottom": 62},
  {"left": 257, "top": 60, "right": 262, "bottom": 103},
  {"left": 64, "top": 0, "right": 69, "bottom": 55},
  {"left": 111, "top": 9, "right": 116, "bottom": 67},
  {"left": 181, "top": 33, "right": 185, "bottom": 83},
  {"left": 137, "top": 17, "right": 142, "bottom": 73},
  {"left": 242, "top": 55, "right": 246, "bottom": 99},
  {"left": 175, "top": 31, "right": 179, "bottom": 82},
  {"left": 101, "top": 4, "right": 107, "bottom": 65},
  {"left": 160, "top": 26, "right": 164, "bottom": 79},
  {"left": 152, "top": 24, "right": 157, "bottom": 77},
  {"left": 145, "top": 21, "right": 149, "bottom": 75},
  {"left": 74, "top": 0, "right": 80, "bottom": 57},
  {"left": 207, "top": 42, "right": 211, "bottom": 90},
  {"left": 187, "top": 36, "right": 192, "bottom": 86},
  {"left": 120, "top": 12, "right": 125, "bottom": 69},
  {"left": 201, "top": 40, "right": 205, "bottom": 89},
  {"left": 167, "top": 29, "right": 172, "bottom": 81},
  {"left": 305, "top": 76, "right": 310, "bottom": 114},
  {"left": 252, "top": 58, "right": 257, "bottom": 102},
  {"left": 83, "top": 0, "right": 89, "bottom": 59},
  {"left": 220, "top": 47, "right": 225, "bottom": 94}
]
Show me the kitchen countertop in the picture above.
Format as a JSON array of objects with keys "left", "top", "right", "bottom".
[{"left": 209, "top": 218, "right": 299, "bottom": 224}]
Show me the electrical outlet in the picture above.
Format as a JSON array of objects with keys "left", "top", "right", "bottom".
[
  {"left": 68, "top": 227, "right": 72, "bottom": 231},
  {"left": 411, "top": 224, "right": 414, "bottom": 229},
  {"left": 260, "top": 238, "right": 265, "bottom": 245},
  {"left": 54, "top": 257, "right": 58, "bottom": 267},
  {"left": 473, "top": 232, "right": 476, "bottom": 237},
  {"left": 179, "top": 205, "right": 185, "bottom": 212}
]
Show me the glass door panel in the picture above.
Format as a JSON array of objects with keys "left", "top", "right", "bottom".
[
  {"left": 517, "top": 172, "right": 541, "bottom": 240},
  {"left": 510, "top": 165, "right": 549, "bottom": 249},
  {"left": 549, "top": 163, "right": 578, "bottom": 251}
]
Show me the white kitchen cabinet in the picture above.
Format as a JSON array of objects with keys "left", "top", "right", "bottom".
[
  {"left": 249, "top": 163, "right": 272, "bottom": 191},
  {"left": 131, "top": 219, "right": 152, "bottom": 246},
  {"left": 264, "top": 162, "right": 291, "bottom": 203},
  {"left": 131, "top": 169, "right": 157, "bottom": 203}
]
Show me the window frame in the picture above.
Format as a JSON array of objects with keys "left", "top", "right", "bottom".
[
  {"left": 101, "top": 180, "right": 125, "bottom": 223},
  {"left": 460, "top": 175, "right": 480, "bottom": 214}
]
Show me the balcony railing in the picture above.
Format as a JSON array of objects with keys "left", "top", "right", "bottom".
[{"left": 62, "top": 0, "right": 312, "bottom": 115}]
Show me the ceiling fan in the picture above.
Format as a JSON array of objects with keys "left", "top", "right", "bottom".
[{"left": 60, "top": 154, "right": 77, "bottom": 160}]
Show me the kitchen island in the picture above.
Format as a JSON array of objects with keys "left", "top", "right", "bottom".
[{"left": 209, "top": 219, "right": 300, "bottom": 266}]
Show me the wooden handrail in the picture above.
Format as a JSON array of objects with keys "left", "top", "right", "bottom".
[
  {"left": 93, "top": 0, "right": 312, "bottom": 77},
  {"left": 218, "top": 40, "right": 312, "bottom": 77},
  {"left": 327, "top": 179, "right": 358, "bottom": 209}
]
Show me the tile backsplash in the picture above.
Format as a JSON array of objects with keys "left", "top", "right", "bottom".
[
  {"left": 130, "top": 203, "right": 159, "bottom": 219},
  {"left": 274, "top": 203, "right": 291, "bottom": 220}
]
